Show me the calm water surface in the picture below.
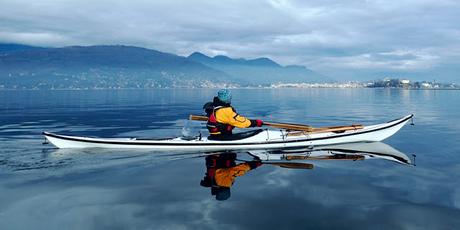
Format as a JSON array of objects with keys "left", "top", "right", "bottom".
[{"left": 0, "top": 89, "right": 459, "bottom": 230}]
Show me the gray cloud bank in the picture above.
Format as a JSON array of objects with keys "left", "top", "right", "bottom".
[{"left": 1, "top": 0, "right": 459, "bottom": 82}]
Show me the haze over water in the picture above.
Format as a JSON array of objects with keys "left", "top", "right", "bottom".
[{"left": 1, "top": 89, "right": 459, "bottom": 229}]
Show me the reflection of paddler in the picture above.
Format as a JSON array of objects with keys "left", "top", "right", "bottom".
[{"left": 200, "top": 153, "right": 261, "bottom": 201}]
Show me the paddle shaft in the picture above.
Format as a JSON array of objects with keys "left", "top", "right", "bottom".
[
  {"left": 263, "top": 121, "right": 313, "bottom": 131},
  {"left": 189, "top": 115, "right": 313, "bottom": 131},
  {"left": 265, "top": 162, "right": 314, "bottom": 169},
  {"left": 189, "top": 114, "right": 362, "bottom": 133},
  {"left": 284, "top": 155, "right": 365, "bottom": 161},
  {"left": 236, "top": 159, "right": 314, "bottom": 169},
  {"left": 286, "top": 124, "right": 363, "bottom": 135}
]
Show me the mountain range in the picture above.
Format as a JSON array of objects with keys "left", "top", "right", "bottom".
[
  {"left": 188, "top": 52, "right": 327, "bottom": 85},
  {"left": 0, "top": 43, "right": 329, "bottom": 89}
]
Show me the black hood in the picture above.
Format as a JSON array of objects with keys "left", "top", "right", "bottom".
[{"left": 213, "top": 97, "right": 230, "bottom": 107}]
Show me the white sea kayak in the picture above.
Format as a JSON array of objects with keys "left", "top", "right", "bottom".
[{"left": 43, "top": 114, "right": 413, "bottom": 150}]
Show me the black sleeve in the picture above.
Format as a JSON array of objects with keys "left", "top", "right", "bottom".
[{"left": 203, "top": 102, "right": 214, "bottom": 116}]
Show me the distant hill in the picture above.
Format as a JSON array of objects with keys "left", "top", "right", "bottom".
[
  {"left": 0, "top": 43, "right": 330, "bottom": 89},
  {"left": 0, "top": 45, "right": 232, "bottom": 89},
  {"left": 188, "top": 52, "right": 330, "bottom": 85},
  {"left": 0, "top": 44, "right": 44, "bottom": 54},
  {"left": 189, "top": 52, "right": 281, "bottom": 67}
]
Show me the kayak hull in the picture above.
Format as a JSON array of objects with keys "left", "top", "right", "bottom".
[
  {"left": 43, "top": 114, "right": 413, "bottom": 150},
  {"left": 249, "top": 142, "right": 412, "bottom": 165}
]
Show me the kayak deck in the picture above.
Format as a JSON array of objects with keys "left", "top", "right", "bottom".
[{"left": 43, "top": 114, "right": 413, "bottom": 150}]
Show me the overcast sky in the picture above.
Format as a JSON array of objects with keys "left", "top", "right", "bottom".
[{"left": 1, "top": 0, "right": 459, "bottom": 82}]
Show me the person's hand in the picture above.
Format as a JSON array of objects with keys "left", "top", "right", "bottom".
[
  {"left": 248, "top": 160, "right": 263, "bottom": 169},
  {"left": 251, "top": 119, "right": 263, "bottom": 127}
]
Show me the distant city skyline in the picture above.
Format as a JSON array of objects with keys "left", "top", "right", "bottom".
[{"left": 1, "top": 0, "right": 459, "bottom": 82}]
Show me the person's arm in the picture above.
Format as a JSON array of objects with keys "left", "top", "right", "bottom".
[
  {"left": 215, "top": 107, "right": 263, "bottom": 128},
  {"left": 214, "top": 163, "right": 252, "bottom": 187}
]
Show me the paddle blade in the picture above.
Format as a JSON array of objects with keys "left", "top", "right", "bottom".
[{"left": 189, "top": 115, "right": 208, "bottom": 121}]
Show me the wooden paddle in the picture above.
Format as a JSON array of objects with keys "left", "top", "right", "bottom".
[
  {"left": 189, "top": 114, "right": 363, "bottom": 133},
  {"left": 284, "top": 155, "right": 365, "bottom": 161},
  {"left": 236, "top": 158, "right": 314, "bottom": 169},
  {"left": 189, "top": 114, "right": 314, "bottom": 131},
  {"left": 265, "top": 162, "right": 314, "bottom": 169},
  {"left": 286, "top": 124, "right": 363, "bottom": 135}
]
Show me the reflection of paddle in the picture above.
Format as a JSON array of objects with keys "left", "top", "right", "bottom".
[
  {"left": 189, "top": 114, "right": 363, "bottom": 133},
  {"left": 285, "top": 155, "right": 365, "bottom": 161},
  {"left": 265, "top": 162, "right": 314, "bottom": 169},
  {"left": 236, "top": 159, "right": 314, "bottom": 170}
]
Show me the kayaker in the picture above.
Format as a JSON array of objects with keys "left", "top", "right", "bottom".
[
  {"left": 203, "top": 89, "right": 263, "bottom": 140},
  {"left": 200, "top": 153, "right": 262, "bottom": 201}
]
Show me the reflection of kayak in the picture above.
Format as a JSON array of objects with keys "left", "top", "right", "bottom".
[
  {"left": 43, "top": 114, "right": 413, "bottom": 150},
  {"left": 250, "top": 142, "right": 411, "bottom": 165}
]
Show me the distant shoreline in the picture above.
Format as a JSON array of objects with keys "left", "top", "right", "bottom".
[{"left": 1, "top": 87, "right": 459, "bottom": 91}]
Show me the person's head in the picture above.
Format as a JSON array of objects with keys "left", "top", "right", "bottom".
[
  {"left": 217, "top": 89, "right": 232, "bottom": 104},
  {"left": 211, "top": 186, "right": 231, "bottom": 201}
]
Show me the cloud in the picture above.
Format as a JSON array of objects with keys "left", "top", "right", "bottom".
[
  {"left": 0, "top": 31, "right": 77, "bottom": 46},
  {"left": 309, "top": 49, "right": 440, "bottom": 71},
  {"left": 0, "top": 0, "right": 459, "bottom": 81}
]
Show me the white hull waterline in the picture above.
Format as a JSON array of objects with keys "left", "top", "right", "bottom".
[{"left": 43, "top": 114, "right": 413, "bottom": 150}]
